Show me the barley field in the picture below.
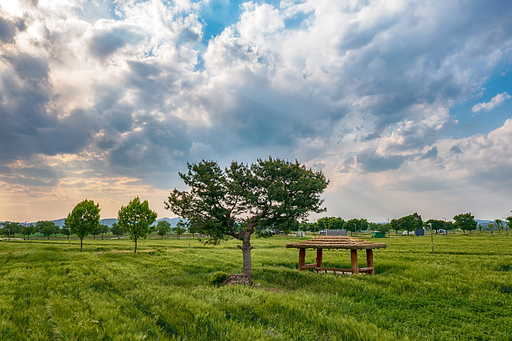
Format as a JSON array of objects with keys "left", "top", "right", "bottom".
[{"left": 0, "top": 234, "right": 511, "bottom": 340}]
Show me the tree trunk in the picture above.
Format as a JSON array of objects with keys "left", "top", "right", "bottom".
[
  {"left": 241, "top": 232, "right": 253, "bottom": 284},
  {"left": 80, "top": 238, "right": 83, "bottom": 252},
  {"left": 238, "top": 222, "right": 257, "bottom": 285},
  {"left": 134, "top": 238, "right": 137, "bottom": 253}
]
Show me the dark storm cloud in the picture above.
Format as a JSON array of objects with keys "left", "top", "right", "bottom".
[
  {"left": 0, "top": 17, "right": 16, "bottom": 43},
  {"left": 0, "top": 53, "right": 98, "bottom": 162},
  {"left": 356, "top": 150, "right": 406, "bottom": 173},
  {"left": 108, "top": 115, "right": 191, "bottom": 175}
]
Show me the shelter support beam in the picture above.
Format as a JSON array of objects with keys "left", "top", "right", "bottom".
[
  {"left": 366, "top": 249, "right": 374, "bottom": 275},
  {"left": 351, "top": 249, "right": 359, "bottom": 274},
  {"left": 299, "top": 248, "right": 306, "bottom": 270},
  {"left": 316, "top": 249, "right": 323, "bottom": 268}
]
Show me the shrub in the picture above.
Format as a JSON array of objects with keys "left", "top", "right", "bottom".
[{"left": 209, "top": 271, "right": 229, "bottom": 286}]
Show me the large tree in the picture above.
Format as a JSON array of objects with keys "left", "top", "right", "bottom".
[
  {"left": 66, "top": 199, "right": 101, "bottom": 251},
  {"left": 118, "top": 197, "right": 157, "bottom": 253},
  {"left": 453, "top": 212, "right": 477, "bottom": 234},
  {"left": 165, "top": 158, "right": 329, "bottom": 284}
]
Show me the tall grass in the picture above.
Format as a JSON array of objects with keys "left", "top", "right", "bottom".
[{"left": 0, "top": 234, "right": 511, "bottom": 340}]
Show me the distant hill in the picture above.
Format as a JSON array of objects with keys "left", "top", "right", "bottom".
[{"left": 22, "top": 217, "right": 184, "bottom": 228}]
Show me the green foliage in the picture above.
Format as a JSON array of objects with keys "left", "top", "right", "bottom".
[
  {"left": 1, "top": 222, "right": 24, "bottom": 237},
  {"left": 209, "top": 271, "right": 229, "bottom": 286},
  {"left": 156, "top": 221, "right": 172, "bottom": 238},
  {"left": 118, "top": 196, "right": 158, "bottom": 252},
  {"left": 36, "top": 220, "right": 58, "bottom": 239},
  {"left": 453, "top": 212, "right": 478, "bottom": 234},
  {"left": 110, "top": 222, "right": 124, "bottom": 238},
  {"left": 346, "top": 218, "right": 369, "bottom": 234},
  {"left": 426, "top": 219, "right": 445, "bottom": 232},
  {"left": 66, "top": 199, "right": 101, "bottom": 251}
]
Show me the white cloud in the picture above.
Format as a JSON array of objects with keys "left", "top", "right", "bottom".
[{"left": 472, "top": 92, "right": 511, "bottom": 112}]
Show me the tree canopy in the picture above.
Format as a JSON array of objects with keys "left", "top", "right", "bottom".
[
  {"left": 165, "top": 157, "right": 329, "bottom": 283},
  {"left": 118, "top": 197, "right": 157, "bottom": 253}
]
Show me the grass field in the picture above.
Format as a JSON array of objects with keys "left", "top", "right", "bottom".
[{"left": 0, "top": 234, "right": 511, "bottom": 340}]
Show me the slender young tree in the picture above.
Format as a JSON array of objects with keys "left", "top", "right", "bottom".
[
  {"left": 118, "top": 197, "right": 157, "bottom": 253},
  {"left": 66, "top": 199, "right": 101, "bottom": 252},
  {"left": 165, "top": 157, "right": 329, "bottom": 284},
  {"left": 494, "top": 219, "right": 503, "bottom": 234}
]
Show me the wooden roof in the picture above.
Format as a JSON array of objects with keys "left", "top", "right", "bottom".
[{"left": 286, "top": 236, "right": 387, "bottom": 250}]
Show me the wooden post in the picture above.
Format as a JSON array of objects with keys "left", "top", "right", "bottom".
[
  {"left": 299, "top": 248, "right": 306, "bottom": 270},
  {"left": 366, "top": 249, "right": 374, "bottom": 275},
  {"left": 316, "top": 248, "right": 323, "bottom": 268},
  {"left": 351, "top": 249, "right": 359, "bottom": 274}
]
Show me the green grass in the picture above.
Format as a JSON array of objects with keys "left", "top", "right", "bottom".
[{"left": 0, "top": 234, "right": 511, "bottom": 340}]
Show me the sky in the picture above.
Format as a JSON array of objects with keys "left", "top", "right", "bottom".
[{"left": 1, "top": 0, "right": 512, "bottom": 223}]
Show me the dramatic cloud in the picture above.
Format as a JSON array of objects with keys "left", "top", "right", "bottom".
[
  {"left": 472, "top": 92, "right": 511, "bottom": 113},
  {"left": 1, "top": 0, "right": 512, "bottom": 221}
]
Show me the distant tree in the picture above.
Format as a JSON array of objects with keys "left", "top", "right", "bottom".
[
  {"left": 494, "top": 219, "right": 503, "bottom": 234},
  {"left": 390, "top": 219, "right": 400, "bottom": 235},
  {"left": 156, "top": 221, "right": 171, "bottom": 239},
  {"left": 188, "top": 221, "right": 199, "bottom": 239},
  {"left": 66, "top": 199, "right": 101, "bottom": 252},
  {"left": 110, "top": 222, "right": 124, "bottom": 239},
  {"left": 346, "top": 218, "right": 368, "bottom": 236},
  {"left": 426, "top": 219, "right": 445, "bottom": 234},
  {"left": 506, "top": 215, "right": 512, "bottom": 236},
  {"left": 23, "top": 224, "right": 36, "bottom": 240},
  {"left": 346, "top": 218, "right": 359, "bottom": 236},
  {"left": 397, "top": 213, "right": 422, "bottom": 235},
  {"left": 99, "top": 224, "right": 109, "bottom": 240},
  {"left": 376, "top": 222, "right": 390, "bottom": 234},
  {"left": 453, "top": 212, "right": 477, "bottom": 234},
  {"left": 36, "top": 221, "right": 57, "bottom": 240},
  {"left": 318, "top": 217, "right": 345, "bottom": 230},
  {"left": 91, "top": 225, "right": 100, "bottom": 239},
  {"left": 174, "top": 220, "right": 187, "bottom": 239},
  {"left": 165, "top": 158, "right": 328, "bottom": 284},
  {"left": 445, "top": 221, "right": 455, "bottom": 233},
  {"left": 1, "top": 222, "right": 23, "bottom": 238},
  {"left": 118, "top": 197, "right": 157, "bottom": 253}
]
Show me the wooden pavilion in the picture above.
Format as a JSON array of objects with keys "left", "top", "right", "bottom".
[{"left": 286, "top": 236, "right": 387, "bottom": 275}]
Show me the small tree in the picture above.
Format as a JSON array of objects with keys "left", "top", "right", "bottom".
[
  {"left": 494, "top": 219, "right": 503, "bottom": 234},
  {"left": 165, "top": 158, "right": 328, "bottom": 283},
  {"left": 66, "top": 199, "right": 101, "bottom": 251},
  {"left": 111, "top": 223, "right": 124, "bottom": 239},
  {"left": 156, "top": 221, "right": 171, "bottom": 239},
  {"left": 453, "top": 212, "right": 477, "bottom": 234},
  {"left": 118, "top": 197, "right": 157, "bottom": 253},
  {"left": 506, "top": 215, "right": 512, "bottom": 236}
]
